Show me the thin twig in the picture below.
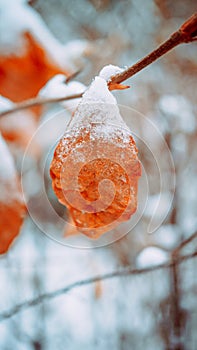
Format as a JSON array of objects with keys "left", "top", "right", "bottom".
[
  {"left": 65, "top": 69, "right": 82, "bottom": 84},
  {"left": 0, "top": 250, "right": 196, "bottom": 322},
  {"left": 168, "top": 230, "right": 197, "bottom": 349},
  {"left": 109, "top": 12, "right": 197, "bottom": 85},
  {"left": 173, "top": 231, "right": 197, "bottom": 256},
  {"left": 0, "top": 93, "right": 83, "bottom": 118},
  {"left": 0, "top": 13, "right": 196, "bottom": 118},
  {"left": 170, "top": 257, "right": 184, "bottom": 350}
]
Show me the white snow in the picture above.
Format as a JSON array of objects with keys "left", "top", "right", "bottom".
[
  {"left": 99, "top": 64, "right": 124, "bottom": 81},
  {"left": 81, "top": 76, "right": 117, "bottom": 105},
  {"left": 39, "top": 74, "right": 86, "bottom": 112},
  {"left": 0, "top": 133, "right": 16, "bottom": 180},
  {"left": 56, "top": 75, "right": 138, "bottom": 166},
  {"left": 0, "top": 113, "right": 36, "bottom": 135},
  {"left": 136, "top": 246, "right": 169, "bottom": 268},
  {"left": 34, "top": 107, "right": 70, "bottom": 153},
  {"left": 0, "top": 0, "right": 90, "bottom": 71},
  {"left": 68, "top": 76, "right": 119, "bottom": 128},
  {"left": 0, "top": 95, "right": 37, "bottom": 151},
  {"left": 65, "top": 76, "right": 133, "bottom": 147},
  {"left": 0, "top": 94, "right": 13, "bottom": 111}
]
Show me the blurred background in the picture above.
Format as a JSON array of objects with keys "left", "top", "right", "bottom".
[{"left": 0, "top": 0, "right": 196, "bottom": 349}]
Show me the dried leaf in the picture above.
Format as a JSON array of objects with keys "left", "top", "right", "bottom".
[
  {"left": 0, "top": 135, "right": 26, "bottom": 254},
  {"left": 50, "top": 77, "right": 141, "bottom": 239}
]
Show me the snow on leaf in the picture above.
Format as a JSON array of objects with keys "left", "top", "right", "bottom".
[
  {"left": 0, "top": 133, "right": 17, "bottom": 181},
  {"left": 0, "top": 95, "right": 38, "bottom": 154},
  {"left": 39, "top": 74, "right": 86, "bottom": 112},
  {"left": 50, "top": 73, "right": 141, "bottom": 239},
  {"left": 0, "top": 0, "right": 92, "bottom": 106},
  {"left": 0, "top": 0, "right": 91, "bottom": 71},
  {"left": 0, "top": 94, "right": 13, "bottom": 111},
  {"left": 68, "top": 76, "right": 131, "bottom": 138}
]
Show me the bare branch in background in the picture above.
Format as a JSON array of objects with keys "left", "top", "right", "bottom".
[
  {"left": 173, "top": 231, "right": 197, "bottom": 257},
  {"left": 0, "top": 12, "right": 196, "bottom": 118},
  {"left": 0, "top": 250, "right": 196, "bottom": 322},
  {"left": 0, "top": 93, "right": 83, "bottom": 118},
  {"left": 65, "top": 69, "right": 82, "bottom": 83},
  {"left": 28, "top": 0, "right": 38, "bottom": 6}
]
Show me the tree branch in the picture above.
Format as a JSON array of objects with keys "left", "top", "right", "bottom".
[
  {"left": 0, "top": 93, "right": 83, "bottom": 118},
  {"left": 173, "top": 231, "right": 197, "bottom": 257},
  {"left": 109, "top": 12, "right": 197, "bottom": 86},
  {"left": 168, "top": 231, "right": 197, "bottom": 349},
  {"left": 0, "top": 250, "right": 196, "bottom": 322},
  {"left": 0, "top": 13, "right": 196, "bottom": 118}
]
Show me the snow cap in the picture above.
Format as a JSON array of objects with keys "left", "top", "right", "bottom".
[
  {"left": 81, "top": 76, "right": 116, "bottom": 105},
  {"left": 99, "top": 64, "right": 124, "bottom": 82},
  {"left": 68, "top": 74, "right": 131, "bottom": 140}
]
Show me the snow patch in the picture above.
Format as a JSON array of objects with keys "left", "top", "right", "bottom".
[
  {"left": 58, "top": 75, "right": 136, "bottom": 162},
  {"left": 39, "top": 74, "right": 86, "bottom": 112},
  {"left": 99, "top": 64, "right": 124, "bottom": 82},
  {"left": 0, "top": 134, "right": 16, "bottom": 180},
  {"left": 0, "top": 0, "right": 90, "bottom": 70},
  {"left": 0, "top": 95, "right": 13, "bottom": 111},
  {"left": 66, "top": 76, "right": 132, "bottom": 143},
  {"left": 136, "top": 246, "right": 169, "bottom": 268},
  {"left": 0, "top": 96, "right": 37, "bottom": 149},
  {"left": 82, "top": 76, "right": 116, "bottom": 105}
]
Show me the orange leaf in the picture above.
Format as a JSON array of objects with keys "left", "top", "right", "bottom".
[
  {"left": 0, "top": 135, "right": 26, "bottom": 254},
  {"left": 50, "top": 77, "right": 141, "bottom": 239},
  {"left": 0, "top": 32, "right": 69, "bottom": 119}
]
